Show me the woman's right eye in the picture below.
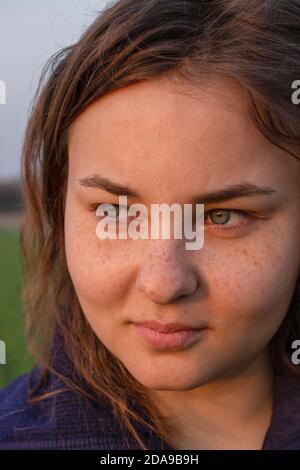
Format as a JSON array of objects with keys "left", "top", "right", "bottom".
[
  {"left": 93, "top": 203, "right": 121, "bottom": 219},
  {"left": 92, "top": 203, "right": 139, "bottom": 222}
]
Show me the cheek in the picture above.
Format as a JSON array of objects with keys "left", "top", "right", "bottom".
[
  {"left": 64, "top": 214, "right": 134, "bottom": 308},
  {"left": 205, "top": 233, "right": 299, "bottom": 342}
]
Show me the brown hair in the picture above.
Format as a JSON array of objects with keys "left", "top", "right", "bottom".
[{"left": 20, "top": 0, "right": 300, "bottom": 450}]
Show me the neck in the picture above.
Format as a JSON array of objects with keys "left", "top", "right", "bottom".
[{"left": 148, "top": 348, "right": 274, "bottom": 450}]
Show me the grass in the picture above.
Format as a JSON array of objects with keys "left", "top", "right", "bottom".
[{"left": 0, "top": 228, "right": 34, "bottom": 389}]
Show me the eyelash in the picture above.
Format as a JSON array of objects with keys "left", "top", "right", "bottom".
[{"left": 90, "top": 204, "right": 253, "bottom": 230}]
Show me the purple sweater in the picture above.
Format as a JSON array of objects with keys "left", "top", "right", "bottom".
[{"left": 1, "top": 331, "right": 300, "bottom": 450}]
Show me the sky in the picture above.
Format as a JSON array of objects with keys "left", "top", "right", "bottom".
[{"left": 0, "top": 0, "right": 110, "bottom": 181}]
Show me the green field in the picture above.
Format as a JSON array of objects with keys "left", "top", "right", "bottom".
[{"left": 0, "top": 228, "right": 34, "bottom": 389}]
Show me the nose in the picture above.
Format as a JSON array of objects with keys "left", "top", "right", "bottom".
[{"left": 135, "top": 239, "right": 199, "bottom": 304}]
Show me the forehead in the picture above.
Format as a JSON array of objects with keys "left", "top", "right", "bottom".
[{"left": 68, "top": 76, "right": 300, "bottom": 199}]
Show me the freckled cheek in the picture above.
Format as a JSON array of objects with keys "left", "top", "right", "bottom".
[
  {"left": 65, "top": 222, "right": 131, "bottom": 305},
  {"left": 207, "top": 246, "right": 295, "bottom": 333}
]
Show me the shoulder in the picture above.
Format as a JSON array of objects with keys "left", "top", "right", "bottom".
[
  {"left": 0, "top": 370, "right": 38, "bottom": 428},
  {"left": 264, "top": 373, "right": 300, "bottom": 450},
  {"left": 0, "top": 371, "right": 31, "bottom": 409},
  {"left": 0, "top": 368, "right": 128, "bottom": 449},
  {"left": 0, "top": 368, "right": 55, "bottom": 448}
]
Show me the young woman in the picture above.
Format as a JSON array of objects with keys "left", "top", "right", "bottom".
[{"left": 1, "top": 0, "right": 300, "bottom": 450}]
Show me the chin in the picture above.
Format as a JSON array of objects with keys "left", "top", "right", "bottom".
[{"left": 126, "top": 364, "right": 214, "bottom": 391}]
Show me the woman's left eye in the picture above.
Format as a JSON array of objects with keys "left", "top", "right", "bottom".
[{"left": 204, "top": 208, "right": 252, "bottom": 229}]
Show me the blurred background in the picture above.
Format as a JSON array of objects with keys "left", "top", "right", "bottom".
[{"left": 0, "top": 0, "right": 110, "bottom": 388}]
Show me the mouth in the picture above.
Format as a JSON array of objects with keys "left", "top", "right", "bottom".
[{"left": 133, "top": 321, "right": 207, "bottom": 350}]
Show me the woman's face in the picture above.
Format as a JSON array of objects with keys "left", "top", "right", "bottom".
[{"left": 65, "top": 76, "right": 300, "bottom": 390}]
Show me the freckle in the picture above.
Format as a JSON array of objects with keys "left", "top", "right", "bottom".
[{"left": 242, "top": 248, "right": 248, "bottom": 256}]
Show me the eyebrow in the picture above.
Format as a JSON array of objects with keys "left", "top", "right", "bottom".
[{"left": 78, "top": 174, "right": 277, "bottom": 204}]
